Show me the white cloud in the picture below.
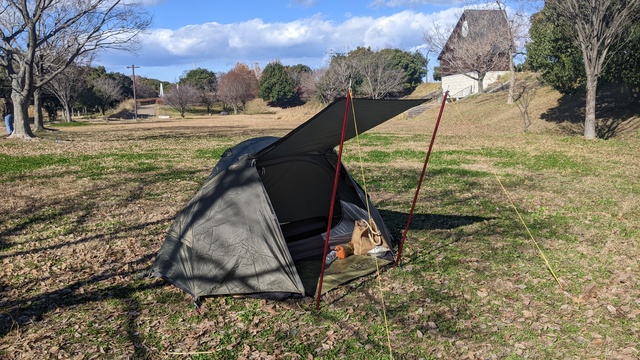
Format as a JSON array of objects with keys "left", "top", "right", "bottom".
[{"left": 98, "top": 8, "right": 464, "bottom": 81}]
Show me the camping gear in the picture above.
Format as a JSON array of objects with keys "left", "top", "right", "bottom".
[
  {"left": 325, "top": 250, "right": 338, "bottom": 265},
  {"left": 335, "top": 243, "right": 354, "bottom": 259},
  {"left": 151, "top": 97, "right": 426, "bottom": 300},
  {"left": 367, "top": 246, "right": 390, "bottom": 258},
  {"left": 351, "top": 219, "right": 388, "bottom": 255}
]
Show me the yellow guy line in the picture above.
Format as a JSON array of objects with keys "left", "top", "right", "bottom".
[
  {"left": 350, "top": 93, "right": 394, "bottom": 359},
  {"left": 449, "top": 101, "right": 563, "bottom": 290}
]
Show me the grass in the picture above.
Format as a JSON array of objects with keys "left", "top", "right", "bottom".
[{"left": 0, "top": 85, "right": 639, "bottom": 359}]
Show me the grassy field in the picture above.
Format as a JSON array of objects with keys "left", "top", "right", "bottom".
[{"left": 1, "top": 86, "right": 639, "bottom": 359}]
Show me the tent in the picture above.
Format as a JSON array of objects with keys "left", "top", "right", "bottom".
[{"left": 151, "top": 98, "right": 426, "bottom": 300}]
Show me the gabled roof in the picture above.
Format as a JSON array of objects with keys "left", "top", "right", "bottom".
[{"left": 438, "top": 9, "right": 509, "bottom": 60}]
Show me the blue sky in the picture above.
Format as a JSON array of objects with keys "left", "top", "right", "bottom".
[{"left": 97, "top": 0, "right": 482, "bottom": 82}]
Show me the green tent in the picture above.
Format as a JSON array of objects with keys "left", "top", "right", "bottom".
[{"left": 151, "top": 98, "right": 426, "bottom": 300}]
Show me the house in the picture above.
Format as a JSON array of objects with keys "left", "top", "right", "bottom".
[{"left": 438, "top": 9, "right": 511, "bottom": 99}]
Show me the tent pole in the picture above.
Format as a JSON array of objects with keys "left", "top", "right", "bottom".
[
  {"left": 315, "top": 90, "right": 352, "bottom": 310},
  {"left": 394, "top": 91, "right": 449, "bottom": 268}
]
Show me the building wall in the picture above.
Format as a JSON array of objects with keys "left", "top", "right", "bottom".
[{"left": 441, "top": 71, "right": 508, "bottom": 99}]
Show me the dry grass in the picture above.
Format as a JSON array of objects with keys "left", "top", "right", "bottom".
[{"left": 1, "top": 83, "right": 639, "bottom": 359}]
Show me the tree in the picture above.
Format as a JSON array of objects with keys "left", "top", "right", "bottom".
[
  {"left": 356, "top": 50, "right": 406, "bottom": 99},
  {"left": 44, "top": 64, "right": 88, "bottom": 122},
  {"left": 217, "top": 63, "right": 259, "bottom": 114},
  {"left": 179, "top": 68, "right": 217, "bottom": 113},
  {"left": 432, "top": 66, "right": 442, "bottom": 82},
  {"left": 179, "top": 68, "right": 217, "bottom": 91},
  {"left": 92, "top": 76, "right": 124, "bottom": 115},
  {"left": 163, "top": 84, "right": 199, "bottom": 118},
  {"left": 602, "top": 22, "right": 640, "bottom": 100},
  {"left": 316, "top": 54, "right": 358, "bottom": 103},
  {"left": 546, "top": 0, "right": 640, "bottom": 139},
  {"left": 425, "top": 9, "right": 513, "bottom": 94},
  {"left": 259, "top": 61, "right": 296, "bottom": 106},
  {"left": 286, "top": 64, "right": 312, "bottom": 101},
  {"left": 525, "top": 8, "right": 585, "bottom": 94},
  {"left": 297, "top": 68, "right": 322, "bottom": 102},
  {"left": 0, "top": 0, "right": 151, "bottom": 139},
  {"left": 134, "top": 77, "right": 158, "bottom": 99},
  {"left": 513, "top": 75, "right": 541, "bottom": 133},
  {"left": 378, "top": 48, "right": 426, "bottom": 90},
  {"left": 464, "top": 1, "right": 544, "bottom": 103}
]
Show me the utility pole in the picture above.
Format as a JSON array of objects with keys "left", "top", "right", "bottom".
[
  {"left": 424, "top": 50, "right": 432, "bottom": 83},
  {"left": 126, "top": 64, "right": 140, "bottom": 119}
]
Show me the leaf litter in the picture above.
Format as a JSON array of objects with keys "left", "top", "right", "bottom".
[{"left": 0, "top": 110, "right": 639, "bottom": 359}]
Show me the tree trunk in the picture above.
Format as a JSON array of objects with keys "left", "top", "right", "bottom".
[
  {"left": 584, "top": 74, "right": 598, "bottom": 139},
  {"left": 63, "top": 103, "right": 73, "bottom": 122},
  {"left": 497, "top": 1, "right": 515, "bottom": 105},
  {"left": 33, "top": 88, "right": 45, "bottom": 131},
  {"left": 507, "top": 56, "right": 515, "bottom": 104},
  {"left": 9, "top": 90, "right": 36, "bottom": 139},
  {"left": 477, "top": 73, "right": 486, "bottom": 93}
]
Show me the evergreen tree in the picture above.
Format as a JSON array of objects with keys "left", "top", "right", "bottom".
[
  {"left": 259, "top": 61, "right": 296, "bottom": 107},
  {"left": 526, "top": 8, "right": 585, "bottom": 94}
]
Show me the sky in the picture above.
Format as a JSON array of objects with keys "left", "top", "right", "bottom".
[{"left": 97, "top": 0, "right": 485, "bottom": 82}]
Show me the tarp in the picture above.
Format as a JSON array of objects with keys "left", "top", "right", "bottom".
[{"left": 257, "top": 98, "right": 426, "bottom": 161}]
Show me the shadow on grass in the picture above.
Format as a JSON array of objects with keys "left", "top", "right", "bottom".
[
  {"left": 379, "top": 209, "right": 491, "bottom": 245},
  {"left": 0, "top": 169, "right": 192, "bottom": 356},
  {"left": 540, "top": 84, "right": 640, "bottom": 139},
  {"left": 0, "top": 253, "right": 164, "bottom": 358}
]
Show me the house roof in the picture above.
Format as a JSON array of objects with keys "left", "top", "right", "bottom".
[{"left": 438, "top": 9, "right": 509, "bottom": 60}]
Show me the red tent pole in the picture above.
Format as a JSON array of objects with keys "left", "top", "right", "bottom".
[
  {"left": 394, "top": 91, "right": 449, "bottom": 268},
  {"left": 315, "top": 90, "right": 352, "bottom": 310}
]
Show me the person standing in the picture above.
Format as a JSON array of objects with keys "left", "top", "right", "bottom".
[{"left": 4, "top": 112, "right": 13, "bottom": 136}]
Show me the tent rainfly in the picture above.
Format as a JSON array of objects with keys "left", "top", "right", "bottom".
[{"left": 151, "top": 97, "right": 427, "bottom": 300}]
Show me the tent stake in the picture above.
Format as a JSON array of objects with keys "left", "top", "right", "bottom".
[
  {"left": 394, "top": 91, "right": 449, "bottom": 268},
  {"left": 315, "top": 90, "right": 352, "bottom": 310}
]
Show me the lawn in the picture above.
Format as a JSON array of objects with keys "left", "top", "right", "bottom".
[{"left": 1, "top": 91, "right": 639, "bottom": 359}]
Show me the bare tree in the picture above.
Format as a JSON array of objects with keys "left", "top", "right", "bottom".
[
  {"left": 316, "top": 56, "right": 355, "bottom": 103},
  {"left": 92, "top": 77, "right": 123, "bottom": 115},
  {"left": 201, "top": 90, "right": 217, "bottom": 115},
  {"left": 217, "top": 64, "right": 259, "bottom": 114},
  {"left": 513, "top": 76, "right": 541, "bottom": 133},
  {"left": 134, "top": 79, "right": 157, "bottom": 99},
  {"left": 356, "top": 51, "right": 406, "bottom": 99},
  {"left": 425, "top": 9, "right": 512, "bottom": 94},
  {"left": 44, "top": 63, "right": 88, "bottom": 122},
  {"left": 495, "top": 1, "right": 516, "bottom": 104},
  {"left": 163, "top": 84, "right": 199, "bottom": 118},
  {"left": 462, "top": 1, "right": 539, "bottom": 104},
  {"left": 299, "top": 68, "right": 323, "bottom": 102},
  {"left": 0, "top": 0, "right": 151, "bottom": 139},
  {"left": 547, "top": 0, "right": 640, "bottom": 139}
]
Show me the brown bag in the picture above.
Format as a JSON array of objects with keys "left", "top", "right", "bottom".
[{"left": 351, "top": 219, "right": 387, "bottom": 255}]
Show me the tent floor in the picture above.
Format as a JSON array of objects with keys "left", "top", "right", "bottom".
[{"left": 295, "top": 255, "right": 392, "bottom": 296}]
